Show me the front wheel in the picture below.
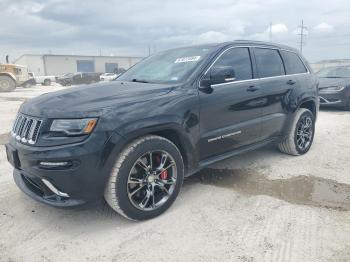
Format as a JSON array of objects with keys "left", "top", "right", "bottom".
[
  {"left": 278, "top": 108, "right": 315, "bottom": 155},
  {"left": 0, "top": 75, "right": 16, "bottom": 92},
  {"left": 104, "top": 135, "right": 184, "bottom": 220}
]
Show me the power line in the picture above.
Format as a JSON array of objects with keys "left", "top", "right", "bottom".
[{"left": 298, "top": 19, "right": 307, "bottom": 53}]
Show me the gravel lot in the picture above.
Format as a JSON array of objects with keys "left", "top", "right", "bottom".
[{"left": 1, "top": 85, "right": 350, "bottom": 262}]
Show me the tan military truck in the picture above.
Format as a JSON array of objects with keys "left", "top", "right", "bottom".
[{"left": 0, "top": 64, "right": 30, "bottom": 92}]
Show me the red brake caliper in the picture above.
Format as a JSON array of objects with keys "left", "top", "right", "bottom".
[
  {"left": 156, "top": 154, "right": 168, "bottom": 180},
  {"left": 160, "top": 169, "right": 168, "bottom": 180}
]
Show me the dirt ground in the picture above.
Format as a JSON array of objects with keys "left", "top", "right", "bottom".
[{"left": 1, "top": 85, "right": 350, "bottom": 262}]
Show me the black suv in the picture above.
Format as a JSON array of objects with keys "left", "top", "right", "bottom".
[{"left": 5, "top": 41, "right": 318, "bottom": 220}]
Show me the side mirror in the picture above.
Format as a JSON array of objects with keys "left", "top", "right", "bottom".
[
  {"left": 199, "top": 66, "right": 236, "bottom": 93},
  {"left": 210, "top": 66, "right": 236, "bottom": 85}
]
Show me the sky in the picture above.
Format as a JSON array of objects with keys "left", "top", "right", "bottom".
[{"left": 1, "top": 0, "right": 350, "bottom": 63}]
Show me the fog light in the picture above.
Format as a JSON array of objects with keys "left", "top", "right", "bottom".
[{"left": 39, "top": 161, "right": 71, "bottom": 167}]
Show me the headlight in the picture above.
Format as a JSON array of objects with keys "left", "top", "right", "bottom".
[
  {"left": 50, "top": 118, "right": 97, "bottom": 136},
  {"left": 321, "top": 86, "right": 345, "bottom": 92}
]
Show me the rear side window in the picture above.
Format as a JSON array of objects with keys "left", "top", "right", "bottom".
[
  {"left": 280, "top": 51, "right": 308, "bottom": 74},
  {"left": 254, "top": 48, "right": 285, "bottom": 78},
  {"left": 212, "top": 47, "right": 252, "bottom": 81}
]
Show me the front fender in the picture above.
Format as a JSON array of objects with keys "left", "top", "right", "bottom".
[
  {"left": 107, "top": 115, "right": 199, "bottom": 175},
  {"left": 0, "top": 72, "right": 16, "bottom": 81}
]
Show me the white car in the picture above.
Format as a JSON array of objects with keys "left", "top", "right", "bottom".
[
  {"left": 28, "top": 72, "right": 57, "bottom": 86},
  {"left": 100, "top": 73, "right": 118, "bottom": 81}
]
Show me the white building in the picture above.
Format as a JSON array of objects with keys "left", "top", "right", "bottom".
[{"left": 14, "top": 54, "right": 144, "bottom": 76}]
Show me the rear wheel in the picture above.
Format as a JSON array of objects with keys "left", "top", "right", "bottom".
[
  {"left": 278, "top": 108, "right": 315, "bottom": 155},
  {"left": 104, "top": 135, "right": 184, "bottom": 220},
  {"left": 0, "top": 75, "right": 16, "bottom": 92}
]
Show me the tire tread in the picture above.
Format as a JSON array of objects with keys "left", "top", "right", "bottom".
[
  {"left": 278, "top": 108, "right": 312, "bottom": 156},
  {"left": 104, "top": 135, "right": 183, "bottom": 221}
]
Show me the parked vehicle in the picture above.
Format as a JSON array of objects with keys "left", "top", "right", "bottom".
[
  {"left": 100, "top": 73, "right": 118, "bottom": 81},
  {"left": 0, "top": 64, "right": 29, "bottom": 92},
  {"left": 6, "top": 41, "right": 318, "bottom": 221},
  {"left": 28, "top": 72, "right": 57, "bottom": 86},
  {"left": 57, "top": 72, "right": 101, "bottom": 86},
  {"left": 317, "top": 66, "right": 350, "bottom": 110}
]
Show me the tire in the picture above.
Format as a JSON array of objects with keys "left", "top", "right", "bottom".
[
  {"left": 43, "top": 79, "right": 51, "bottom": 86},
  {"left": 278, "top": 108, "right": 315, "bottom": 156},
  {"left": 0, "top": 75, "right": 16, "bottom": 92},
  {"left": 104, "top": 135, "right": 184, "bottom": 221}
]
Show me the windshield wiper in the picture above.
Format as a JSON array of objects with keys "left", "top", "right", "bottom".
[{"left": 131, "top": 78, "right": 149, "bottom": 83}]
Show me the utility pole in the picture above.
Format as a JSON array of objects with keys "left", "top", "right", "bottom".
[
  {"left": 298, "top": 19, "right": 307, "bottom": 53},
  {"left": 269, "top": 22, "right": 272, "bottom": 42}
]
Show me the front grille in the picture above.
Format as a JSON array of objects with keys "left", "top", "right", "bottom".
[{"left": 11, "top": 114, "right": 42, "bottom": 145}]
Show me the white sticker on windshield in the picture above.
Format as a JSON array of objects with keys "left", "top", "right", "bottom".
[{"left": 174, "top": 56, "right": 201, "bottom": 63}]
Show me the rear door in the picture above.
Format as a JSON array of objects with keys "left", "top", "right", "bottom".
[
  {"left": 253, "top": 47, "right": 297, "bottom": 140},
  {"left": 198, "top": 47, "right": 264, "bottom": 160}
]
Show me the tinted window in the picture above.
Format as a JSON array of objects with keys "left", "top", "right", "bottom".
[
  {"left": 280, "top": 51, "right": 307, "bottom": 74},
  {"left": 255, "top": 48, "right": 285, "bottom": 78},
  {"left": 212, "top": 47, "right": 252, "bottom": 81}
]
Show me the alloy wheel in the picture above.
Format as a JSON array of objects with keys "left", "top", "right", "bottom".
[
  {"left": 296, "top": 115, "right": 313, "bottom": 150},
  {"left": 127, "top": 150, "right": 177, "bottom": 211}
]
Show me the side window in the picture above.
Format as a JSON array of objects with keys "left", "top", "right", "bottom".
[
  {"left": 280, "top": 51, "right": 308, "bottom": 74},
  {"left": 212, "top": 47, "right": 252, "bottom": 81},
  {"left": 254, "top": 48, "right": 285, "bottom": 78}
]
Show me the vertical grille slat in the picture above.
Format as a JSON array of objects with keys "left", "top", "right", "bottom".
[
  {"left": 14, "top": 115, "right": 23, "bottom": 135},
  {"left": 24, "top": 119, "right": 33, "bottom": 140},
  {"left": 20, "top": 118, "right": 29, "bottom": 138},
  {"left": 11, "top": 114, "right": 42, "bottom": 145},
  {"left": 11, "top": 115, "right": 20, "bottom": 136},
  {"left": 16, "top": 117, "right": 27, "bottom": 139},
  {"left": 31, "top": 121, "right": 42, "bottom": 144}
]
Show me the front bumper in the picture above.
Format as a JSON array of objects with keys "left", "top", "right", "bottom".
[{"left": 6, "top": 132, "right": 125, "bottom": 207}]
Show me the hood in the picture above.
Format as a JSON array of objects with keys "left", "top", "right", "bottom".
[
  {"left": 318, "top": 77, "right": 350, "bottom": 89},
  {"left": 20, "top": 81, "right": 174, "bottom": 118}
]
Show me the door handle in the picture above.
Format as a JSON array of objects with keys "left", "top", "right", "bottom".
[
  {"left": 287, "top": 79, "right": 296, "bottom": 85},
  {"left": 246, "top": 85, "right": 259, "bottom": 92}
]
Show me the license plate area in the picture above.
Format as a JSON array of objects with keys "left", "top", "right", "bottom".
[{"left": 5, "top": 144, "right": 20, "bottom": 169}]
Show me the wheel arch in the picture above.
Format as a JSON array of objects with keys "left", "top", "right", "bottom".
[
  {"left": 127, "top": 126, "right": 197, "bottom": 175},
  {"left": 298, "top": 98, "right": 318, "bottom": 119},
  {"left": 105, "top": 120, "right": 199, "bottom": 176},
  {"left": 0, "top": 72, "right": 16, "bottom": 82}
]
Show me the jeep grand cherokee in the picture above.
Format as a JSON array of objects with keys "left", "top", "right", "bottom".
[{"left": 5, "top": 41, "right": 319, "bottom": 220}]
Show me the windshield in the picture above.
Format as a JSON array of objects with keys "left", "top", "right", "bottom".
[
  {"left": 118, "top": 46, "right": 214, "bottom": 84},
  {"left": 317, "top": 66, "right": 350, "bottom": 78}
]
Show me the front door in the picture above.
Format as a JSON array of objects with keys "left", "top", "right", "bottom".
[{"left": 198, "top": 47, "right": 263, "bottom": 160}]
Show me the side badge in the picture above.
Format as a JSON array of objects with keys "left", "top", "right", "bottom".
[{"left": 208, "top": 131, "right": 242, "bottom": 143}]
